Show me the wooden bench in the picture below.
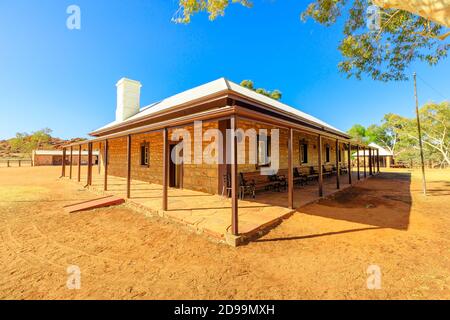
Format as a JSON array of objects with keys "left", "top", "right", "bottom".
[
  {"left": 322, "top": 164, "right": 334, "bottom": 177},
  {"left": 292, "top": 168, "right": 307, "bottom": 186},
  {"left": 240, "top": 171, "right": 280, "bottom": 193},
  {"left": 300, "top": 166, "right": 319, "bottom": 182},
  {"left": 339, "top": 164, "right": 348, "bottom": 175}
]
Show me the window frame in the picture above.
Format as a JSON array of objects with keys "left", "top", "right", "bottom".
[
  {"left": 325, "top": 144, "right": 331, "bottom": 163},
  {"left": 300, "top": 141, "right": 308, "bottom": 164},
  {"left": 140, "top": 141, "right": 150, "bottom": 167},
  {"left": 256, "top": 134, "right": 271, "bottom": 168}
]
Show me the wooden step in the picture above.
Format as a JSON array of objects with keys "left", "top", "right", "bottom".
[{"left": 64, "top": 195, "right": 125, "bottom": 213}]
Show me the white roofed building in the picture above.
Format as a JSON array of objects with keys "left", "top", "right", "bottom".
[
  {"left": 61, "top": 77, "right": 380, "bottom": 242},
  {"left": 32, "top": 149, "right": 99, "bottom": 166},
  {"left": 353, "top": 142, "right": 394, "bottom": 167}
]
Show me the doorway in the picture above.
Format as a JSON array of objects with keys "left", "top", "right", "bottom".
[{"left": 169, "top": 143, "right": 183, "bottom": 188}]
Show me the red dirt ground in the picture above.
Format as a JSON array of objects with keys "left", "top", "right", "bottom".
[{"left": 0, "top": 166, "right": 449, "bottom": 299}]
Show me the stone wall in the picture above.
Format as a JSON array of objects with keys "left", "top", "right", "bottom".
[
  {"left": 101, "top": 118, "right": 349, "bottom": 195},
  {"left": 34, "top": 154, "right": 95, "bottom": 166},
  {"left": 236, "top": 119, "right": 348, "bottom": 173},
  {"left": 180, "top": 121, "right": 219, "bottom": 194},
  {"left": 105, "top": 121, "right": 219, "bottom": 194}
]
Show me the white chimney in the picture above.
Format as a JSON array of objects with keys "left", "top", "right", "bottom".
[{"left": 115, "top": 78, "right": 142, "bottom": 122}]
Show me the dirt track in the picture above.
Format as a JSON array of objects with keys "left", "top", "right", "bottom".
[{"left": 0, "top": 166, "right": 449, "bottom": 299}]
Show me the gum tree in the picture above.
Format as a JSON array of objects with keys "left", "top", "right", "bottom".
[
  {"left": 240, "top": 80, "right": 282, "bottom": 100},
  {"left": 174, "top": 0, "right": 450, "bottom": 81}
]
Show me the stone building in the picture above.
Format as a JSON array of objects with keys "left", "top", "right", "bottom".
[
  {"left": 62, "top": 77, "right": 380, "bottom": 237},
  {"left": 32, "top": 149, "right": 98, "bottom": 166}
]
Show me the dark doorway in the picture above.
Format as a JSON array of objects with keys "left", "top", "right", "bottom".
[
  {"left": 169, "top": 143, "right": 182, "bottom": 188},
  {"left": 52, "top": 155, "right": 62, "bottom": 165}
]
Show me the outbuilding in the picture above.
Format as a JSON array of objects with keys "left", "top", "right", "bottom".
[{"left": 32, "top": 149, "right": 99, "bottom": 166}]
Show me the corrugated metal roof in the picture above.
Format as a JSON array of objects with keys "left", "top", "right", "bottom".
[
  {"left": 353, "top": 142, "right": 393, "bottom": 156},
  {"left": 91, "top": 78, "right": 347, "bottom": 136}
]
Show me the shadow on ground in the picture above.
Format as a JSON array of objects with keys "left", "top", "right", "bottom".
[{"left": 300, "top": 172, "right": 412, "bottom": 230}]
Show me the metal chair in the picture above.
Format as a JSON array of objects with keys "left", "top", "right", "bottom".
[
  {"left": 221, "top": 173, "right": 232, "bottom": 198},
  {"left": 239, "top": 173, "right": 256, "bottom": 199}
]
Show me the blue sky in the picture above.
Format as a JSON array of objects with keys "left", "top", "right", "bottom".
[{"left": 0, "top": 0, "right": 448, "bottom": 139}]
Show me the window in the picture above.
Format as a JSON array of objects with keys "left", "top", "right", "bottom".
[
  {"left": 140, "top": 142, "right": 149, "bottom": 166},
  {"left": 300, "top": 142, "right": 308, "bottom": 164},
  {"left": 325, "top": 145, "right": 330, "bottom": 163},
  {"left": 256, "top": 134, "right": 271, "bottom": 167},
  {"left": 338, "top": 149, "right": 341, "bottom": 162}
]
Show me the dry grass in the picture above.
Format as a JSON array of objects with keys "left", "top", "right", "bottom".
[{"left": 0, "top": 166, "right": 449, "bottom": 299}]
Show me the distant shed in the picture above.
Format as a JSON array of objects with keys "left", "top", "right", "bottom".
[
  {"left": 32, "top": 150, "right": 99, "bottom": 166},
  {"left": 353, "top": 142, "right": 394, "bottom": 168}
]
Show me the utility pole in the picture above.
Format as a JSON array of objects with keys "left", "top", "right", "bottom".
[{"left": 413, "top": 72, "right": 427, "bottom": 196}]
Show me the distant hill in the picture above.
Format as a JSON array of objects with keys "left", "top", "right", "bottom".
[{"left": 0, "top": 135, "right": 86, "bottom": 159}]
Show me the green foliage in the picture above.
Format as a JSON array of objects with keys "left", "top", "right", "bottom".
[
  {"left": 8, "top": 128, "right": 53, "bottom": 154},
  {"left": 173, "top": 0, "right": 252, "bottom": 23},
  {"left": 349, "top": 102, "right": 450, "bottom": 166},
  {"left": 347, "top": 124, "right": 367, "bottom": 143},
  {"left": 240, "top": 79, "right": 254, "bottom": 90},
  {"left": 240, "top": 80, "right": 282, "bottom": 100},
  {"left": 314, "top": 1, "right": 450, "bottom": 81},
  {"left": 175, "top": 0, "right": 449, "bottom": 81},
  {"left": 364, "top": 113, "right": 404, "bottom": 154}
]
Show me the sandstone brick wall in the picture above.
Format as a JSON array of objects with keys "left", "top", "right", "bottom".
[
  {"left": 105, "top": 122, "right": 219, "bottom": 194},
  {"left": 236, "top": 119, "right": 348, "bottom": 173},
  {"left": 33, "top": 155, "right": 54, "bottom": 166},
  {"left": 180, "top": 121, "right": 219, "bottom": 194},
  {"left": 106, "top": 133, "right": 164, "bottom": 184},
  {"left": 34, "top": 154, "right": 95, "bottom": 166},
  {"left": 101, "top": 119, "right": 349, "bottom": 195}
]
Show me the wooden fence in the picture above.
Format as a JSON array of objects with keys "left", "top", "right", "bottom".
[{"left": 0, "top": 159, "right": 33, "bottom": 167}]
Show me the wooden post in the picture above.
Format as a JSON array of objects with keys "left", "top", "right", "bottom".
[
  {"left": 318, "top": 135, "right": 323, "bottom": 197},
  {"left": 377, "top": 149, "right": 380, "bottom": 173},
  {"left": 369, "top": 148, "right": 373, "bottom": 176},
  {"left": 372, "top": 149, "right": 375, "bottom": 174},
  {"left": 162, "top": 128, "right": 168, "bottom": 211},
  {"left": 230, "top": 116, "right": 239, "bottom": 235},
  {"left": 87, "top": 143, "right": 93, "bottom": 186},
  {"left": 347, "top": 143, "right": 352, "bottom": 185},
  {"left": 288, "top": 128, "right": 294, "bottom": 209},
  {"left": 335, "top": 139, "right": 340, "bottom": 189},
  {"left": 18, "top": 160, "right": 21, "bottom": 167},
  {"left": 356, "top": 145, "right": 360, "bottom": 180},
  {"left": 77, "top": 145, "right": 81, "bottom": 182},
  {"left": 414, "top": 73, "right": 427, "bottom": 195},
  {"left": 363, "top": 146, "right": 367, "bottom": 178},
  {"left": 104, "top": 140, "right": 108, "bottom": 191},
  {"left": 97, "top": 144, "right": 101, "bottom": 175},
  {"left": 61, "top": 148, "right": 66, "bottom": 177},
  {"left": 126, "top": 135, "right": 131, "bottom": 199},
  {"left": 69, "top": 146, "right": 73, "bottom": 179}
]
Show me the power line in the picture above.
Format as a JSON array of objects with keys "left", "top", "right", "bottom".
[{"left": 416, "top": 73, "right": 447, "bottom": 100}]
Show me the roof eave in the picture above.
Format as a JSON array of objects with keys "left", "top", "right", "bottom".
[
  {"left": 88, "top": 89, "right": 230, "bottom": 137},
  {"left": 89, "top": 85, "right": 350, "bottom": 139}
]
